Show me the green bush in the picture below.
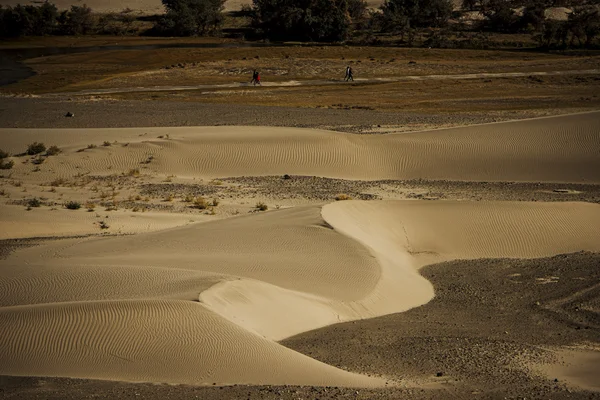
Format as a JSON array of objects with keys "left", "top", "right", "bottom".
[
  {"left": 46, "top": 145, "right": 61, "bottom": 156},
  {"left": 64, "top": 201, "right": 82, "bottom": 210},
  {"left": 28, "top": 198, "right": 41, "bottom": 208},
  {"left": 0, "top": 160, "right": 14, "bottom": 170},
  {"left": 27, "top": 142, "right": 46, "bottom": 155}
]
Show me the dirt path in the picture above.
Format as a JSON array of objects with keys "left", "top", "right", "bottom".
[{"left": 48, "top": 69, "right": 600, "bottom": 96}]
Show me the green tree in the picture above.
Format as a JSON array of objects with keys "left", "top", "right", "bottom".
[
  {"left": 379, "top": 0, "right": 453, "bottom": 31},
  {"left": 58, "top": 5, "right": 95, "bottom": 35},
  {"left": 157, "top": 0, "right": 226, "bottom": 36},
  {"left": 568, "top": 6, "right": 600, "bottom": 47},
  {"left": 251, "top": 0, "right": 355, "bottom": 41}
]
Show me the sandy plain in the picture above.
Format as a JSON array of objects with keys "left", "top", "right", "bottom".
[{"left": 1, "top": 40, "right": 600, "bottom": 399}]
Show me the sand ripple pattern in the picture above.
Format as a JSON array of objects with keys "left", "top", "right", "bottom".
[
  {"left": 0, "top": 300, "right": 380, "bottom": 386},
  {"left": 1, "top": 112, "right": 598, "bottom": 183}
]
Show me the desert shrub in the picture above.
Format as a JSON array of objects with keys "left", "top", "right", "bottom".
[
  {"left": 250, "top": 0, "right": 355, "bottom": 41},
  {"left": 26, "top": 142, "right": 46, "bottom": 155},
  {"left": 99, "top": 220, "right": 109, "bottom": 229},
  {"left": 85, "top": 201, "right": 96, "bottom": 211},
  {"left": 152, "top": 0, "right": 226, "bottom": 36},
  {"left": 194, "top": 196, "right": 208, "bottom": 209},
  {"left": 255, "top": 201, "right": 268, "bottom": 211},
  {"left": 102, "top": 141, "right": 111, "bottom": 146},
  {"left": 0, "top": 159, "right": 14, "bottom": 169},
  {"left": 32, "top": 156, "right": 46, "bottom": 165},
  {"left": 27, "top": 198, "right": 41, "bottom": 207},
  {"left": 64, "top": 200, "right": 81, "bottom": 210},
  {"left": 46, "top": 145, "right": 61, "bottom": 156},
  {"left": 50, "top": 178, "right": 67, "bottom": 186},
  {"left": 126, "top": 168, "right": 140, "bottom": 177},
  {"left": 183, "top": 194, "right": 194, "bottom": 202},
  {"left": 0, "top": 149, "right": 9, "bottom": 159},
  {"left": 335, "top": 193, "right": 352, "bottom": 200},
  {"left": 211, "top": 198, "right": 220, "bottom": 206}
]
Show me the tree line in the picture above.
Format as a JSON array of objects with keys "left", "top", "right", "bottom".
[{"left": 1, "top": 0, "right": 598, "bottom": 48}]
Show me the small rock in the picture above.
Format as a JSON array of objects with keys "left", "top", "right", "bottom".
[
  {"left": 65, "top": 112, "right": 74, "bottom": 117},
  {"left": 283, "top": 174, "right": 291, "bottom": 180},
  {"left": 408, "top": 60, "right": 417, "bottom": 64},
  {"left": 436, "top": 372, "right": 443, "bottom": 377}
]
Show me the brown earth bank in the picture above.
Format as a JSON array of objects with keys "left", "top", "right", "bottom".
[{"left": 1, "top": 252, "right": 598, "bottom": 399}]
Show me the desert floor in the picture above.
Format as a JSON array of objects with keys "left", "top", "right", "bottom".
[{"left": 1, "top": 41, "right": 599, "bottom": 399}]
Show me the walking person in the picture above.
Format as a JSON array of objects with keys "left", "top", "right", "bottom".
[
  {"left": 255, "top": 71, "right": 261, "bottom": 86},
  {"left": 345, "top": 66, "right": 353, "bottom": 82}
]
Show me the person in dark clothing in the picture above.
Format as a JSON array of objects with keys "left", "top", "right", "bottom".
[{"left": 345, "top": 66, "right": 354, "bottom": 82}]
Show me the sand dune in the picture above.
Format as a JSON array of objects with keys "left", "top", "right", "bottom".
[
  {"left": 1, "top": 113, "right": 599, "bottom": 387},
  {"left": 0, "top": 299, "right": 383, "bottom": 386},
  {"left": 2, "top": 112, "right": 599, "bottom": 183},
  {"left": 2, "top": 199, "right": 599, "bottom": 385},
  {"left": 0, "top": 205, "right": 204, "bottom": 239}
]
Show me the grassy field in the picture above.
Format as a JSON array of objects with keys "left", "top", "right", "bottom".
[{"left": 2, "top": 37, "right": 600, "bottom": 114}]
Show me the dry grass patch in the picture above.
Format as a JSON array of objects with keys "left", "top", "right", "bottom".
[
  {"left": 335, "top": 194, "right": 353, "bottom": 201},
  {"left": 193, "top": 196, "right": 208, "bottom": 209}
]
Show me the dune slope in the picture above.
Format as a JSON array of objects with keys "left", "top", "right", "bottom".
[
  {"left": 1, "top": 111, "right": 599, "bottom": 183},
  {"left": 2, "top": 200, "right": 600, "bottom": 386}
]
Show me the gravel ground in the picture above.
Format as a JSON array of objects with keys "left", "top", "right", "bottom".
[
  {"left": 221, "top": 176, "right": 600, "bottom": 203},
  {"left": 0, "top": 97, "right": 567, "bottom": 132}
]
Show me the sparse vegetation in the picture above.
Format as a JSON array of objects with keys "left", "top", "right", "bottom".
[
  {"left": 211, "top": 198, "right": 220, "bottom": 206},
  {"left": 87, "top": 144, "right": 97, "bottom": 149},
  {"left": 255, "top": 202, "right": 268, "bottom": 211},
  {"left": 31, "top": 156, "right": 46, "bottom": 165},
  {"left": 50, "top": 178, "right": 67, "bottom": 187},
  {"left": 210, "top": 179, "right": 223, "bottom": 186},
  {"left": 335, "top": 194, "right": 353, "bottom": 201},
  {"left": 0, "top": 160, "right": 14, "bottom": 170},
  {"left": 99, "top": 220, "right": 109, "bottom": 229},
  {"left": 27, "top": 198, "right": 42, "bottom": 208},
  {"left": 0, "top": 149, "right": 9, "bottom": 159},
  {"left": 85, "top": 201, "right": 96, "bottom": 211},
  {"left": 194, "top": 196, "right": 208, "bottom": 209},
  {"left": 126, "top": 168, "right": 141, "bottom": 177},
  {"left": 46, "top": 146, "right": 61, "bottom": 156},
  {"left": 26, "top": 142, "right": 46, "bottom": 156},
  {"left": 102, "top": 141, "right": 112, "bottom": 147},
  {"left": 64, "top": 200, "right": 82, "bottom": 210}
]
